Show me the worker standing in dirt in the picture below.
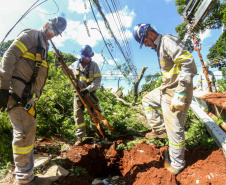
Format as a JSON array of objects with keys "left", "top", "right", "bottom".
[
  {"left": 197, "top": 61, "right": 220, "bottom": 92},
  {"left": 0, "top": 17, "right": 67, "bottom": 185},
  {"left": 133, "top": 24, "right": 197, "bottom": 174},
  {"left": 69, "top": 45, "right": 102, "bottom": 146}
]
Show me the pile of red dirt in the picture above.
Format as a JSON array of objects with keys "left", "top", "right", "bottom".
[
  {"left": 55, "top": 138, "right": 226, "bottom": 185},
  {"left": 201, "top": 92, "right": 226, "bottom": 109},
  {"left": 120, "top": 141, "right": 226, "bottom": 185},
  {"left": 2, "top": 136, "right": 226, "bottom": 185}
]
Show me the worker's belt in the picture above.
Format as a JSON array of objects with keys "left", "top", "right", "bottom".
[{"left": 8, "top": 92, "right": 36, "bottom": 117}]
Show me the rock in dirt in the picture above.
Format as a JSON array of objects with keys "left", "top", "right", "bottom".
[
  {"left": 92, "top": 178, "right": 103, "bottom": 185},
  {"left": 36, "top": 162, "right": 69, "bottom": 182},
  {"left": 34, "top": 154, "right": 51, "bottom": 170}
]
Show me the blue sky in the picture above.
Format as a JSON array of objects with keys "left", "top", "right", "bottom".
[{"left": 0, "top": 0, "right": 224, "bottom": 93}]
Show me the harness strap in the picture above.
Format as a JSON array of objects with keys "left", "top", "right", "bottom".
[
  {"left": 9, "top": 92, "right": 36, "bottom": 117},
  {"left": 12, "top": 76, "right": 28, "bottom": 85}
]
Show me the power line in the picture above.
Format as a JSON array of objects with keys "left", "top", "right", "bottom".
[
  {"left": 92, "top": 0, "right": 137, "bottom": 79},
  {"left": 0, "top": 0, "right": 56, "bottom": 56},
  {"left": 88, "top": 0, "right": 125, "bottom": 77}
]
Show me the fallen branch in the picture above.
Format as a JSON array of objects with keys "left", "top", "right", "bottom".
[{"left": 112, "top": 92, "right": 145, "bottom": 116}]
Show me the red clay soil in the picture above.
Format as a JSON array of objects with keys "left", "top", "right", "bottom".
[
  {"left": 58, "top": 139, "right": 226, "bottom": 185},
  {"left": 120, "top": 141, "right": 226, "bottom": 185},
  {"left": 2, "top": 136, "right": 226, "bottom": 185},
  {"left": 200, "top": 92, "right": 226, "bottom": 109}
]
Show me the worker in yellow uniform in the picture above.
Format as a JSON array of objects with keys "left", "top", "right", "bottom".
[
  {"left": 0, "top": 17, "right": 67, "bottom": 185},
  {"left": 69, "top": 45, "right": 102, "bottom": 146},
  {"left": 133, "top": 24, "right": 197, "bottom": 174}
]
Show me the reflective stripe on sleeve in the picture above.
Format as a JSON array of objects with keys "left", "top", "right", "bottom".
[
  {"left": 144, "top": 106, "right": 161, "bottom": 112},
  {"left": 94, "top": 73, "right": 101, "bottom": 78},
  {"left": 79, "top": 73, "right": 101, "bottom": 82},
  {"left": 76, "top": 122, "right": 85, "bottom": 128},
  {"left": 14, "top": 40, "right": 28, "bottom": 54},
  {"left": 162, "top": 67, "right": 180, "bottom": 79},
  {"left": 13, "top": 144, "right": 34, "bottom": 154},
  {"left": 91, "top": 122, "right": 96, "bottom": 126},
  {"left": 22, "top": 52, "right": 48, "bottom": 67},
  {"left": 22, "top": 52, "right": 36, "bottom": 61},
  {"left": 169, "top": 140, "right": 185, "bottom": 148},
  {"left": 41, "top": 60, "right": 48, "bottom": 67},
  {"left": 174, "top": 51, "right": 192, "bottom": 66},
  {"left": 79, "top": 77, "right": 87, "bottom": 81}
]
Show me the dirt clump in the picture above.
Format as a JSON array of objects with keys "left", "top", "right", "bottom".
[{"left": 1, "top": 135, "right": 226, "bottom": 185}]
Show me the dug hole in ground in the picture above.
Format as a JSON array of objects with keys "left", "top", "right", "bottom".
[{"left": 1, "top": 134, "right": 226, "bottom": 185}]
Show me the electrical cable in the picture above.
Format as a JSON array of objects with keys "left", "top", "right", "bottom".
[
  {"left": 97, "top": 0, "right": 137, "bottom": 79},
  {"left": 88, "top": 0, "right": 126, "bottom": 77},
  {"left": 0, "top": 0, "right": 49, "bottom": 56},
  {"left": 93, "top": 1, "right": 133, "bottom": 74},
  {"left": 37, "top": 0, "right": 59, "bottom": 15}
]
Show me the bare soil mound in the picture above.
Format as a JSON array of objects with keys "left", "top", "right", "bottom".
[{"left": 1, "top": 135, "right": 226, "bottom": 185}]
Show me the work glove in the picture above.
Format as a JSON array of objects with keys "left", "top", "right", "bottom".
[
  {"left": 0, "top": 89, "right": 9, "bottom": 112},
  {"left": 170, "top": 92, "right": 186, "bottom": 113},
  {"left": 80, "top": 88, "right": 89, "bottom": 96}
]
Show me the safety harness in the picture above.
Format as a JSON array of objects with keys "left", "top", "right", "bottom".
[
  {"left": 75, "top": 59, "right": 100, "bottom": 109},
  {"left": 9, "top": 35, "right": 44, "bottom": 117},
  {"left": 75, "top": 58, "right": 92, "bottom": 85}
]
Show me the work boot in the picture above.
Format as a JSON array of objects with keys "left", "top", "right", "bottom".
[
  {"left": 15, "top": 176, "right": 52, "bottom": 185},
  {"left": 145, "top": 130, "right": 167, "bottom": 139},
  {"left": 164, "top": 150, "right": 182, "bottom": 175},
  {"left": 74, "top": 138, "right": 83, "bottom": 146}
]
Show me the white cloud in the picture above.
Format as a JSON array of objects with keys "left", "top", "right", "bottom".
[
  {"left": 108, "top": 59, "right": 116, "bottom": 65},
  {"left": 53, "top": 18, "right": 116, "bottom": 47},
  {"left": 199, "top": 29, "right": 211, "bottom": 42},
  {"left": 92, "top": 53, "right": 105, "bottom": 65},
  {"left": 68, "top": 0, "right": 90, "bottom": 14},
  {"left": 0, "top": 0, "right": 34, "bottom": 41},
  {"left": 105, "top": 5, "right": 135, "bottom": 41},
  {"left": 165, "top": 0, "right": 173, "bottom": 3},
  {"left": 63, "top": 4, "right": 136, "bottom": 49},
  {"left": 105, "top": 6, "right": 135, "bottom": 29}
]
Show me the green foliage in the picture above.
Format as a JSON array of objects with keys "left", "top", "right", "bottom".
[
  {"left": 0, "top": 112, "right": 13, "bottom": 167},
  {"left": 0, "top": 162, "right": 12, "bottom": 180},
  {"left": 207, "top": 32, "right": 226, "bottom": 62},
  {"left": 185, "top": 109, "right": 217, "bottom": 148},
  {"left": 211, "top": 116, "right": 224, "bottom": 126},
  {"left": 175, "top": 22, "right": 194, "bottom": 52},
  {"left": 36, "top": 63, "right": 76, "bottom": 139},
  {"left": 97, "top": 89, "right": 147, "bottom": 137},
  {"left": 217, "top": 67, "right": 226, "bottom": 92},
  {"left": 70, "top": 166, "right": 87, "bottom": 176},
  {"left": 174, "top": 0, "right": 226, "bottom": 53},
  {"left": 0, "top": 40, "right": 14, "bottom": 57},
  {"left": 140, "top": 73, "right": 162, "bottom": 94},
  {"left": 48, "top": 51, "right": 78, "bottom": 67},
  {"left": 114, "top": 62, "right": 133, "bottom": 84}
]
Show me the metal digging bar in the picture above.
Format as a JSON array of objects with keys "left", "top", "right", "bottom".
[{"left": 50, "top": 40, "right": 115, "bottom": 138}]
